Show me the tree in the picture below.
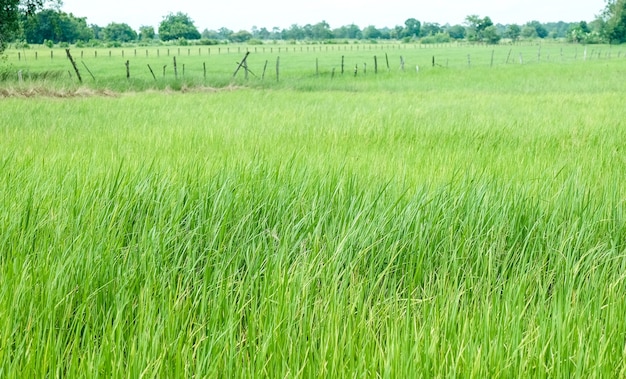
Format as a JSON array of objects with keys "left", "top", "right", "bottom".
[
  {"left": 482, "top": 25, "right": 501, "bottom": 44},
  {"left": 602, "top": 0, "right": 626, "bottom": 43},
  {"left": 333, "top": 24, "right": 361, "bottom": 39},
  {"left": 139, "top": 25, "right": 155, "bottom": 41},
  {"left": 158, "top": 12, "right": 200, "bottom": 41},
  {"left": 311, "top": 21, "right": 333, "bottom": 40},
  {"left": 447, "top": 24, "right": 466, "bottom": 39},
  {"left": 22, "top": 9, "right": 93, "bottom": 44},
  {"left": 504, "top": 24, "right": 521, "bottom": 41},
  {"left": 526, "top": 20, "right": 548, "bottom": 38},
  {"left": 362, "top": 25, "right": 382, "bottom": 39},
  {"left": 102, "top": 22, "right": 137, "bottom": 42},
  {"left": 521, "top": 25, "right": 538, "bottom": 39},
  {"left": 465, "top": 15, "right": 494, "bottom": 41},
  {"left": 1, "top": 0, "right": 60, "bottom": 52},
  {"left": 229, "top": 30, "right": 252, "bottom": 43},
  {"left": 420, "top": 22, "right": 442, "bottom": 37},
  {"left": 402, "top": 18, "right": 421, "bottom": 38}
]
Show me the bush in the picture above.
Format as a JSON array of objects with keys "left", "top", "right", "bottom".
[
  {"left": 59, "top": 42, "right": 69, "bottom": 48},
  {"left": 14, "top": 40, "right": 30, "bottom": 49},
  {"left": 247, "top": 39, "right": 263, "bottom": 45},
  {"left": 193, "top": 38, "right": 219, "bottom": 46},
  {"left": 44, "top": 39, "right": 54, "bottom": 48},
  {"left": 421, "top": 32, "right": 451, "bottom": 44}
]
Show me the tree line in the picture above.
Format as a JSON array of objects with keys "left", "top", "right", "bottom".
[{"left": 1, "top": 0, "right": 625, "bottom": 53}]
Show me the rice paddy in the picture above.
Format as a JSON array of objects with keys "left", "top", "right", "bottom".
[{"left": 1, "top": 42, "right": 625, "bottom": 377}]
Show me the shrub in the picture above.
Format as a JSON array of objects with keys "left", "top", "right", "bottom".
[{"left": 421, "top": 32, "right": 452, "bottom": 44}]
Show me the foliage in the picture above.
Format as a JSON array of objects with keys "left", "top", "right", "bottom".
[
  {"left": 0, "top": 0, "right": 61, "bottom": 52},
  {"left": 403, "top": 18, "right": 421, "bottom": 38},
  {"left": 229, "top": 30, "right": 253, "bottom": 43},
  {"left": 447, "top": 24, "right": 466, "bottom": 39},
  {"left": 420, "top": 32, "right": 451, "bottom": 44},
  {"left": 419, "top": 22, "right": 442, "bottom": 37},
  {"left": 158, "top": 12, "right": 201, "bottom": 41},
  {"left": 465, "top": 15, "right": 495, "bottom": 42},
  {"left": 101, "top": 22, "right": 137, "bottom": 42},
  {"left": 362, "top": 25, "right": 382, "bottom": 39},
  {"left": 333, "top": 24, "right": 362, "bottom": 39},
  {"left": 602, "top": 0, "right": 626, "bottom": 43},
  {"left": 504, "top": 24, "right": 521, "bottom": 41},
  {"left": 139, "top": 25, "right": 155, "bottom": 41},
  {"left": 21, "top": 9, "right": 93, "bottom": 44},
  {"left": 525, "top": 20, "right": 549, "bottom": 38}
]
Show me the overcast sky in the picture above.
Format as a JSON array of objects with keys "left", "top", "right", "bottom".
[{"left": 61, "top": 0, "right": 605, "bottom": 32}]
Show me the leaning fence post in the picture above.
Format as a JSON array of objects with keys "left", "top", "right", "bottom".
[
  {"left": 147, "top": 64, "right": 156, "bottom": 81},
  {"left": 65, "top": 49, "right": 82, "bottom": 83},
  {"left": 262, "top": 60, "right": 268, "bottom": 80}
]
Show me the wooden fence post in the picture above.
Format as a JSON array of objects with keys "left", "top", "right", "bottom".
[
  {"left": 262, "top": 60, "right": 268, "bottom": 80},
  {"left": 147, "top": 64, "right": 156, "bottom": 81},
  {"left": 65, "top": 49, "right": 82, "bottom": 83}
]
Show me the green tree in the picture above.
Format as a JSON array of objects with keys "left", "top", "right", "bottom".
[
  {"left": 158, "top": 12, "right": 200, "bottom": 41},
  {"left": 465, "top": 15, "right": 494, "bottom": 41},
  {"left": 447, "top": 24, "right": 466, "bottom": 39},
  {"left": 22, "top": 9, "right": 92, "bottom": 44},
  {"left": 420, "top": 22, "right": 442, "bottom": 37},
  {"left": 402, "top": 18, "right": 421, "bottom": 38},
  {"left": 526, "top": 20, "right": 548, "bottom": 38},
  {"left": 0, "top": 0, "right": 60, "bottom": 52},
  {"left": 333, "top": 24, "right": 362, "bottom": 39},
  {"left": 139, "top": 25, "right": 155, "bottom": 41},
  {"left": 602, "top": 0, "right": 626, "bottom": 43},
  {"left": 482, "top": 25, "right": 501, "bottom": 44},
  {"left": 312, "top": 21, "right": 333, "bottom": 40},
  {"left": 102, "top": 22, "right": 137, "bottom": 42},
  {"left": 521, "top": 25, "right": 538, "bottom": 38},
  {"left": 362, "top": 25, "right": 382, "bottom": 39},
  {"left": 229, "top": 30, "right": 252, "bottom": 43},
  {"left": 504, "top": 24, "right": 521, "bottom": 41}
]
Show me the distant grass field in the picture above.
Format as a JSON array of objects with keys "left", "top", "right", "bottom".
[{"left": 1, "top": 42, "right": 626, "bottom": 377}]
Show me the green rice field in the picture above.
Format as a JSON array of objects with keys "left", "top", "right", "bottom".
[{"left": 1, "top": 42, "right": 626, "bottom": 377}]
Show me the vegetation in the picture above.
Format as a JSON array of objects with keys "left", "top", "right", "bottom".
[
  {"left": 0, "top": 41, "right": 626, "bottom": 376},
  {"left": 2, "top": 2, "right": 624, "bottom": 51},
  {"left": 158, "top": 12, "right": 201, "bottom": 42}
]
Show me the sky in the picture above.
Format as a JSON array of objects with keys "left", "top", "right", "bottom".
[{"left": 60, "top": 0, "right": 605, "bottom": 32}]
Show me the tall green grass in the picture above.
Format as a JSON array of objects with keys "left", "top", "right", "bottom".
[{"left": 1, "top": 53, "right": 625, "bottom": 377}]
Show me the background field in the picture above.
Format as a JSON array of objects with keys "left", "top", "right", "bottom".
[{"left": 1, "top": 42, "right": 626, "bottom": 377}]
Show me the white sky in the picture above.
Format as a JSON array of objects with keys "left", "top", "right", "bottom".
[{"left": 60, "top": 0, "right": 605, "bottom": 32}]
